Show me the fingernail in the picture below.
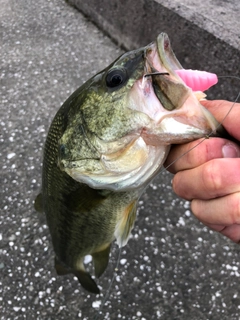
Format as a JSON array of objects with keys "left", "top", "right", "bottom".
[{"left": 222, "top": 143, "right": 239, "bottom": 158}]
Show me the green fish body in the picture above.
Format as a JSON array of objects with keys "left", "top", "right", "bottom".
[{"left": 35, "top": 33, "right": 220, "bottom": 293}]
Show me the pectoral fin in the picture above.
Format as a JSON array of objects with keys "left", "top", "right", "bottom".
[
  {"left": 115, "top": 200, "right": 137, "bottom": 247},
  {"left": 92, "top": 244, "right": 111, "bottom": 278}
]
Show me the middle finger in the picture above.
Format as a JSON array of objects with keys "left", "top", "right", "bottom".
[{"left": 172, "top": 158, "right": 240, "bottom": 200}]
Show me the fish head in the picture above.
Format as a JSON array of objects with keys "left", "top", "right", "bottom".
[{"left": 58, "top": 33, "right": 219, "bottom": 191}]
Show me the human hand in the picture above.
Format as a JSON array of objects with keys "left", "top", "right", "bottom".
[{"left": 165, "top": 100, "right": 240, "bottom": 242}]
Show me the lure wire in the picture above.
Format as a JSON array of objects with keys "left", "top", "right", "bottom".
[{"left": 93, "top": 246, "right": 122, "bottom": 320}]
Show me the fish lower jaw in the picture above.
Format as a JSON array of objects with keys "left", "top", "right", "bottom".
[
  {"left": 156, "top": 117, "right": 211, "bottom": 141},
  {"left": 62, "top": 144, "right": 170, "bottom": 192}
]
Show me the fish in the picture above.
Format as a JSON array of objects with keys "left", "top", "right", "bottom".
[{"left": 35, "top": 32, "right": 223, "bottom": 294}]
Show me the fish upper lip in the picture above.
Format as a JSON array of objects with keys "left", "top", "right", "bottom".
[
  {"left": 144, "top": 33, "right": 184, "bottom": 84},
  {"left": 156, "top": 33, "right": 183, "bottom": 73}
]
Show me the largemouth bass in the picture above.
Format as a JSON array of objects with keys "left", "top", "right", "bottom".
[{"left": 35, "top": 33, "right": 222, "bottom": 294}]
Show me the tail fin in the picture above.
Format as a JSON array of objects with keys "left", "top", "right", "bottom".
[
  {"left": 54, "top": 256, "right": 100, "bottom": 294},
  {"left": 74, "top": 269, "right": 100, "bottom": 294}
]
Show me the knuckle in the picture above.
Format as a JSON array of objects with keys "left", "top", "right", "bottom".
[{"left": 201, "top": 160, "right": 222, "bottom": 195}]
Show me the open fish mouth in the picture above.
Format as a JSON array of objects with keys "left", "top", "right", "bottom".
[{"left": 129, "top": 32, "right": 219, "bottom": 141}]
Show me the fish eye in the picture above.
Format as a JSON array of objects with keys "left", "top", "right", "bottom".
[{"left": 105, "top": 68, "right": 128, "bottom": 88}]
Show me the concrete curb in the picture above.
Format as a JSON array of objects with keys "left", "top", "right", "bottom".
[{"left": 68, "top": 0, "right": 240, "bottom": 101}]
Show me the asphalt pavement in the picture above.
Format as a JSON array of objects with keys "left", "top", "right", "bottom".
[{"left": 1, "top": 0, "right": 240, "bottom": 319}]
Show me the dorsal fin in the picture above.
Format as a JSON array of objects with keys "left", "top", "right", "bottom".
[{"left": 114, "top": 200, "right": 137, "bottom": 247}]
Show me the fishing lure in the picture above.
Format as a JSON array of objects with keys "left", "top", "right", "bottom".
[{"left": 175, "top": 69, "right": 218, "bottom": 92}]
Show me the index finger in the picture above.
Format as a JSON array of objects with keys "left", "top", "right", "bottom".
[{"left": 164, "top": 137, "right": 240, "bottom": 174}]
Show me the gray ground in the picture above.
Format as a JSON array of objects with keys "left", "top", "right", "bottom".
[{"left": 1, "top": 0, "right": 240, "bottom": 319}]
